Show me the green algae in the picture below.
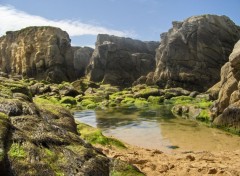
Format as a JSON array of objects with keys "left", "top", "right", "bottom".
[
  {"left": 60, "top": 96, "right": 77, "bottom": 105},
  {"left": 8, "top": 143, "right": 26, "bottom": 159},
  {"left": 147, "top": 96, "right": 164, "bottom": 104},
  {"left": 77, "top": 123, "right": 126, "bottom": 149},
  {"left": 110, "top": 159, "right": 144, "bottom": 176}
]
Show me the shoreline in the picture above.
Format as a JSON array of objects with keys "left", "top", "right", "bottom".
[
  {"left": 76, "top": 120, "right": 240, "bottom": 175},
  {"left": 95, "top": 136, "right": 240, "bottom": 176}
]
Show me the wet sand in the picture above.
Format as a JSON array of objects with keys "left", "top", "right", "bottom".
[{"left": 95, "top": 143, "right": 240, "bottom": 176}]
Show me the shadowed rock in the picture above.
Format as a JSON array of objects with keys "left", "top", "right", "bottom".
[
  {"left": 72, "top": 46, "right": 94, "bottom": 77},
  {"left": 87, "top": 34, "right": 159, "bottom": 87}
]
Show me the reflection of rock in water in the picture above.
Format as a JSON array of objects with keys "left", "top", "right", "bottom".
[
  {"left": 95, "top": 108, "right": 140, "bottom": 129},
  {"left": 74, "top": 107, "right": 240, "bottom": 152}
]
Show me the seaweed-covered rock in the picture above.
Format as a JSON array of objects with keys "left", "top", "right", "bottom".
[{"left": 0, "top": 77, "right": 143, "bottom": 175}]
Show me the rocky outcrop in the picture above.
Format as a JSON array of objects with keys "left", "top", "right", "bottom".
[
  {"left": 87, "top": 34, "right": 159, "bottom": 87},
  {"left": 0, "top": 26, "right": 76, "bottom": 83},
  {"left": 0, "top": 76, "right": 143, "bottom": 175},
  {"left": 72, "top": 46, "right": 94, "bottom": 77},
  {"left": 212, "top": 40, "right": 240, "bottom": 132},
  {"left": 148, "top": 15, "right": 240, "bottom": 92}
]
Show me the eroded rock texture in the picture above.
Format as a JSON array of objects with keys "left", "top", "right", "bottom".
[
  {"left": 0, "top": 26, "right": 76, "bottom": 83},
  {"left": 150, "top": 15, "right": 240, "bottom": 92},
  {"left": 87, "top": 34, "right": 159, "bottom": 87},
  {"left": 213, "top": 40, "right": 240, "bottom": 131}
]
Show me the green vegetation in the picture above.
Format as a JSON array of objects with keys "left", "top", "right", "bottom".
[
  {"left": 197, "top": 100, "right": 213, "bottom": 109},
  {"left": 213, "top": 125, "right": 240, "bottom": 136},
  {"left": 197, "top": 109, "right": 211, "bottom": 122},
  {"left": 120, "top": 97, "right": 136, "bottom": 107},
  {"left": 110, "top": 159, "right": 144, "bottom": 176},
  {"left": 34, "top": 97, "right": 68, "bottom": 116},
  {"left": 169, "top": 96, "right": 213, "bottom": 122},
  {"left": 60, "top": 96, "right": 77, "bottom": 105},
  {"left": 168, "top": 96, "right": 194, "bottom": 105},
  {"left": 134, "top": 87, "right": 159, "bottom": 99},
  {"left": 34, "top": 96, "right": 61, "bottom": 105},
  {"left": 147, "top": 96, "right": 164, "bottom": 104},
  {"left": 8, "top": 143, "right": 26, "bottom": 158},
  {"left": 134, "top": 98, "right": 149, "bottom": 108},
  {"left": 0, "top": 85, "right": 13, "bottom": 98},
  {"left": 0, "top": 112, "right": 9, "bottom": 161},
  {"left": 42, "top": 148, "right": 66, "bottom": 176},
  {"left": 58, "top": 81, "right": 71, "bottom": 89},
  {"left": 80, "top": 99, "right": 97, "bottom": 109},
  {"left": 77, "top": 122, "right": 126, "bottom": 149}
]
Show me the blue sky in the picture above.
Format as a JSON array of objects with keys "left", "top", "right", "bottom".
[{"left": 0, "top": 0, "right": 239, "bottom": 47}]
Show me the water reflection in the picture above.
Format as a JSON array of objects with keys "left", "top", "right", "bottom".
[{"left": 74, "top": 106, "right": 240, "bottom": 152}]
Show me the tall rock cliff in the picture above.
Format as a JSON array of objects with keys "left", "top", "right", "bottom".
[
  {"left": 73, "top": 46, "right": 94, "bottom": 77},
  {"left": 150, "top": 15, "right": 240, "bottom": 92},
  {"left": 0, "top": 26, "right": 76, "bottom": 83},
  {"left": 212, "top": 40, "right": 240, "bottom": 131},
  {"left": 87, "top": 34, "right": 159, "bottom": 87}
]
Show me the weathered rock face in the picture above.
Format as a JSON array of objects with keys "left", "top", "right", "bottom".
[
  {"left": 73, "top": 46, "right": 94, "bottom": 77},
  {"left": 151, "top": 15, "right": 240, "bottom": 92},
  {"left": 213, "top": 40, "right": 240, "bottom": 131},
  {"left": 87, "top": 34, "right": 159, "bottom": 87},
  {"left": 0, "top": 26, "right": 76, "bottom": 83}
]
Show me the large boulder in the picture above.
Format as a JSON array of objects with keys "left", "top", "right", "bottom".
[
  {"left": 212, "top": 40, "right": 240, "bottom": 132},
  {"left": 87, "top": 34, "right": 159, "bottom": 87},
  {"left": 150, "top": 15, "right": 240, "bottom": 92},
  {"left": 0, "top": 26, "right": 76, "bottom": 83}
]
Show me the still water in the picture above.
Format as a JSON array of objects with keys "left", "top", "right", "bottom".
[{"left": 74, "top": 105, "right": 240, "bottom": 152}]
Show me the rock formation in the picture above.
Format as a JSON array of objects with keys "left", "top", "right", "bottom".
[
  {"left": 0, "top": 26, "right": 76, "bottom": 83},
  {"left": 87, "top": 34, "right": 159, "bottom": 87},
  {"left": 147, "top": 15, "right": 240, "bottom": 92},
  {"left": 212, "top": 40, "right": 240, "bottom": 131},
  {"left": 72, "top": 46, "right": 94, "bottom": 77},
  {"left": 0, "top": 76, "right": 142, "bottom": 175}
]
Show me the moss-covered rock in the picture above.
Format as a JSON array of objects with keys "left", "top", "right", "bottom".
[
  {"left": 120, "top": 97, "right": 136, "bottom": 107},
  {"left": 147, "top": 96, "right": 164, "bottom": 104},
  {"left": 60, "top": 96, "right": 77, "bottom": 105},
  {"left": 72, "top": 78, "right": 100, "bottom": 92},
  {"left": 0, "top": 76, "right": 143, "bottom": 175},
  {"left": 110, "top": 159, "right": 144, "bottom": 176},
  {"left": 171, "top": 96, "right": 213, "bottom": 122},
  {"left": 0, "top": 98, "right": 23, "bottom": 116},
  {"left": 164, "top": 87, "right": 190, "bottom": 99},
  {"left": 58, "top": 82, "right": 79, "bottom": 97},
  {"left": 29, "top": 82, "right": 51, "bottom": 96},
  {"left": 0, "top": 77, "right": 31, "bottom": 99},
  {"left": 134, "top": 98, "right": 149, "bottom": 108},
  {"left": 0, "top": 112, "right": 9, "bottom": 173},
  {"left": 134, "top": 87, "right": 159, "bottom": 99},
  {"left": 80, "top": 99, "right": 97, "bottom": 109},
  {"left": 77, "top": 122, "right": 126, "bottom": 149}
]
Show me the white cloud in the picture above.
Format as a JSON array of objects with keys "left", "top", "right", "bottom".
[{"left": 0, "top": 5, "right": 131, "bottom": 37}]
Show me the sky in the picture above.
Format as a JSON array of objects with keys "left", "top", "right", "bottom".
[{"left": 0, "top": 0, "right": 239, "bottom": 47}]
